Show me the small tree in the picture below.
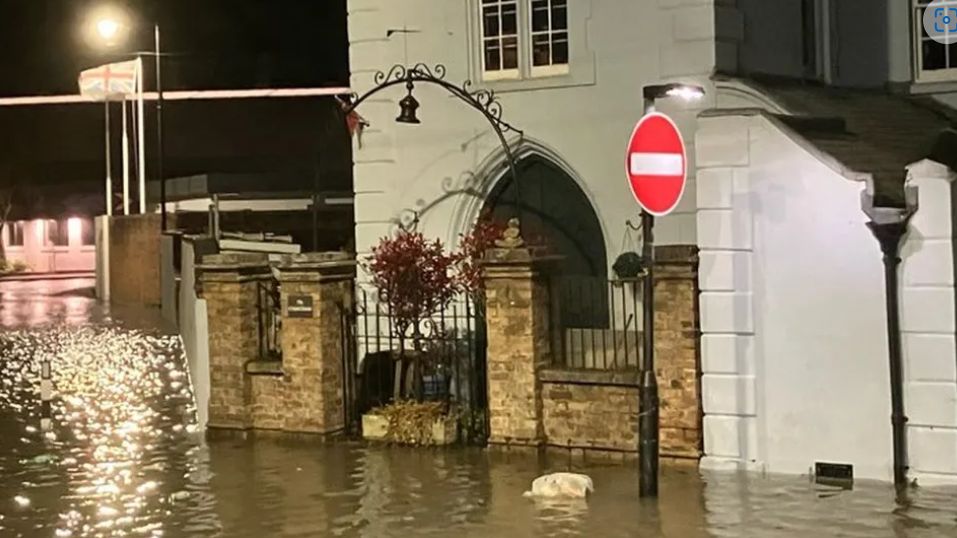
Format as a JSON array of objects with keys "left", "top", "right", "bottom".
[
  {"left": 366, "top": 230, "right": 459, "bottom": 400},
  {"left": 455, "top": 212, "right": 506, "bottom": 298}
]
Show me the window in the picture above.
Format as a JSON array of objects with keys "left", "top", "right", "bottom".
[
  {"left": 45, "top": 219, "right": 69, "bottom": 247},
  {"left": 479, "top": 0, "right": 569, "bottom": 81},
  {"left": 481, "top": 0, "right": 520, "bottom": 79},
  {"left": 80, "top": 219, "right": 95, "bottom": 246},
  {"left": 529, "top": 0, "right": 568, "bottom": 75},
  {"left": 914, "top": 1, "right": 957, "bottom": 81},
  {"left": 5, "top": 221, "right": 23, "bottom": 247}
]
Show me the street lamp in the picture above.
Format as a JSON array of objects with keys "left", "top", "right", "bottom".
[
  {"left": 86, "top": 6, "right": 167, "bottom": 232},
  {"left": 637, "top": 82, "right": 704, "bottom": 499}
]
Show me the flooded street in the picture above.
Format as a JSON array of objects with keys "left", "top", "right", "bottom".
[{"left": 2, "top": 278, "right": 957, "bottom": 537}]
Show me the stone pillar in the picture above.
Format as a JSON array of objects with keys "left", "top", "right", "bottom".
[
  {"left": 198, "top": 252, "right": 272, "bottom": 430},
  {"left": 654, "top": 245, "right": 702, "bottom": 460},
  {"left": 483, "top": 225, "right": 555, "bottom": 447},
  {"left": 276, "top": 252, "right": 355, "bottom": 435}
]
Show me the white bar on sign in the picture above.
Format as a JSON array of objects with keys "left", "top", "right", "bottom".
[{"left": 629, "top": 152, "right": 683, "bottom": 176}]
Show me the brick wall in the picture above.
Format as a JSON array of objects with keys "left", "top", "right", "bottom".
[
  {"left": 109, "top": 214, "right": 175, "bottom": 306},
  {"left": 541, "top": 369, "right": 639, "bottom": 453},
  {"left": 655, "top": 245, "right": 702, "bottom": 458},
  {"left": 249, "top": 374, "right": 285, "bottom": 430}
]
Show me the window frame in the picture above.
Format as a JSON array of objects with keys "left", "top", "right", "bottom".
[
  {"left": 5, "top": 221, "right": 24, "bottom": 248},
  {"left": 44, "top": 219, "right": 69, "bottom": 248},
  {"left": 913, "top": 0, "right": 957, "bottom": 82},
  {"left": 469, "top": 0, "right": 595, "bottom": 92},
  {"left": 528, "top": 0, "right": 570, "bottom": 78},
  {"left": 480, "top": 0, "right": 522, "bottom": 81}
]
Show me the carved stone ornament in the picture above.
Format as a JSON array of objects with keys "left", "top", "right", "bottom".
[{"left": 494, "top": 218, "right": 524, "bottom": 249}]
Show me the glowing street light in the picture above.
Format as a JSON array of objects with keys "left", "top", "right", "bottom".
[
  {"left": 96, "top": 19, "right": 121, "bottom": 42},
  {"left": 84, "top": 4, "right": 168, "bottom": 230},
  {"left": 83, "top": 5, "right": 130, "bottom": 49}
]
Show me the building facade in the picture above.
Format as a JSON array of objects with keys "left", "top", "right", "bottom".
[
  {"left": 2, "top": 217, "right": 96, "bottom": 274},
  {"left": 347, "top": 0, "right": 957, "bottom": 483}
]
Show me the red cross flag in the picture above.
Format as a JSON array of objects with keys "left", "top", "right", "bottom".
[
  {"left": 78, "top": 59, "right": 141, "bottom": 101},
  {"left": 625, "top": 112, "right": 687, "bottom": 216}
]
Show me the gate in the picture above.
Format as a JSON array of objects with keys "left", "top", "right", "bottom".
[
  {"left": 339, "top": 288, "right": 489, "bottom": 444},
  {"left": 552, "top": 276, "right": 644, "bottom": 371}
]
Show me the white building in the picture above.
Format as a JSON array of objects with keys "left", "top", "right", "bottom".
[
  {"left": 2, "top": 217, "right": 96, "bottom": 274},
  {"left": 347, "top": 1, "right": 957, "bottom": 484}
]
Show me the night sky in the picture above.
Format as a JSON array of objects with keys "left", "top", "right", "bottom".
[{"left": 0, "top": 0, "right": 350, "bottom": 96}]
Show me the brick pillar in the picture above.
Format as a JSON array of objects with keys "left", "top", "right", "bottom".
[
  {"left": 654, "top": 245, "right": 702, "bottom": 459},
  {"left": 198, "top": 252, "right": 272, "bottom": 430},
  {"left": 276, "top": 252, "right": 355, "bottom": 435},
  {"left": 483, "top": 236, "right": 555, "bottom": 447}
]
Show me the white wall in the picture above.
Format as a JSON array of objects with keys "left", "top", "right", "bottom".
[
  {"left": 95, "top": 216, "right": 110, "bottom": 302},
  {"left": 347, "top": 0, "right": 718, "bottom": 280},
  {"left": 697, "top": 111, "right": 894, "bottom": 480},
  {"left": 179, "top": 239, "right": 210, "bottom": 431},
  {"left": 900, "top": 159, "right": 957, "bottom": 485}
]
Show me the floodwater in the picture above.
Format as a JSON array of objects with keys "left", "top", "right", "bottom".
[{"left": 2, "top": 278, "right": 957, "bottom": 538}]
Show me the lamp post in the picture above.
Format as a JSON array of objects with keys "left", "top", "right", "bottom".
[
  {"left": 862, "top": 184, "right": 918, "bottom": 497},
  {"left": 637, "top": 82, "right": 705, "bottom": 498},
  {"left": 89, "top": 7, "right": 165, "bottom": 230}
]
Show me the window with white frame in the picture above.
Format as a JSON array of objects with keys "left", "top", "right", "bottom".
[
  {"left": 529, "top": 0, "right": 568, "bottom": 75},
  {"left": 481, "top": 0, "right": 520, "bottom": 79},
  {"left": 914, "top": 0, "right": 957, "bottom": 81},
  {"left": 479, "top": 0, "right": 569, "bottom": 81}
]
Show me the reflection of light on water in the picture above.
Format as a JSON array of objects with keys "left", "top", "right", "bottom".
[{"left": 1, "top": 317, "right": 200, "bottom": 537}]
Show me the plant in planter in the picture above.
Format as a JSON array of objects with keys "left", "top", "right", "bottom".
[{"left": 365, "top": 229, "right": 459, "bottom": 401}]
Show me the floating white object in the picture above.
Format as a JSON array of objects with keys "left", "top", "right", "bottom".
[{"left": 523, "top": 472, "right": 594, "bottom": 499}]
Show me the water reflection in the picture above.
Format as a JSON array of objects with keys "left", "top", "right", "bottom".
[{"left": 1, "top": 278, "right": 957, "bottom": 537}]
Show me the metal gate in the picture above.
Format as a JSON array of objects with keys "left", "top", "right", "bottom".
[{"left": 339, "top": 289, "right": 489, "bottom": 444}]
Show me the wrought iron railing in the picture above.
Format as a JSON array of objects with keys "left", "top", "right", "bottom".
[
  {"left": 551, "top": 276, "right": 644, "bottom": 371},
  {"left": 256, "top": 279, "right": 282, "bottom": 362},
  {"left": 341, "top": 288, "right": 488, "bottom": 443}
]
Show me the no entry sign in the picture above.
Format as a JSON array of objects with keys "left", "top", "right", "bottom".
[{"left": 625, "top": 112, "right": 687, "bottom": 216}]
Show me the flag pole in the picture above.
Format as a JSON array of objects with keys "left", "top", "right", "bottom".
[
  {"left": 122, "top": 97, "right": 130, "bottom": 216},
  {"left": 105, "top": 99, "right": 112, "bottom": 217},
  {"left": 137, "top": 57, "right": 146, "bottom": 214}
]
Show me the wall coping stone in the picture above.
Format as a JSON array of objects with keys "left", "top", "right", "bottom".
[
  {"left": 539, "top": 367, "right": 641, "bottom": 388},
  {"left": 275, "top": 251, "right": 356, "bottom": 281}
]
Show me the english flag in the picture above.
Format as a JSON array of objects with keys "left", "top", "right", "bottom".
[{"left": 78, "top": 59, "right": 141, "bottom": 101}]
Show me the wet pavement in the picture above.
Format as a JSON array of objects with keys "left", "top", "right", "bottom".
[{"left": 2, "top": 277, "right": 957, "bottom": 537}]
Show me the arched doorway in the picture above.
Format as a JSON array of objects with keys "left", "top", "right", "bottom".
[{"left": 481, "top": 155, "right": 608, "bottom": 328}]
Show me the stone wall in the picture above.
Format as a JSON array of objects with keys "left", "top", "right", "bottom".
[
  {"left": 483, "top": 245, "right": 554, "bottom": 447},
  {"left": 483, "top": 237, "right": 702, "bottom": 460},
  {"left": 655, "top": 245, "right": 702, "bottom": 459},
  {"left": 200, "top": 251, "right": 355, "bottom": 436},
  {"left": 200, "top": 253, "right": 271, "bottom": 430},
  {"left": 541, "top": 369, "right": 639, "bottom": 453}
]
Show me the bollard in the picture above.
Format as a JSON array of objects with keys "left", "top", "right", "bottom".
[{"left": 40, "top": 359, "right": 52, "bottom": 432}]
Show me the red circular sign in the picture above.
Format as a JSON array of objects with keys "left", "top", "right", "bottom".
[{"left": 625, "top": 112, "right": 687, "bottom": 216}]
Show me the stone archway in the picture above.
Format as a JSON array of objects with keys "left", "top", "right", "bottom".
[{"left": 481, "top": 154, "right": 608, "bottom": 328}]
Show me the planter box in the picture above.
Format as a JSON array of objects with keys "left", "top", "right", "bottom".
[{"left": 361, "top": 413, "right": 458, "bottom": 445}]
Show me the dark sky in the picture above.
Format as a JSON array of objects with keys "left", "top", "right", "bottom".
[{"left": 0, "top": 0, "right": 350, "bottom": 96}]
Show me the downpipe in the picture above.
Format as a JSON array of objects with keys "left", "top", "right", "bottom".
[{"left": 866, "top": 217, "right": 913, "bottom": 495}]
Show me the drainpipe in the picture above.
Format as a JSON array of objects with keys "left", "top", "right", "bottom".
[{"left": 861, "top": 184, "right": 918, "bottom": 494}]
